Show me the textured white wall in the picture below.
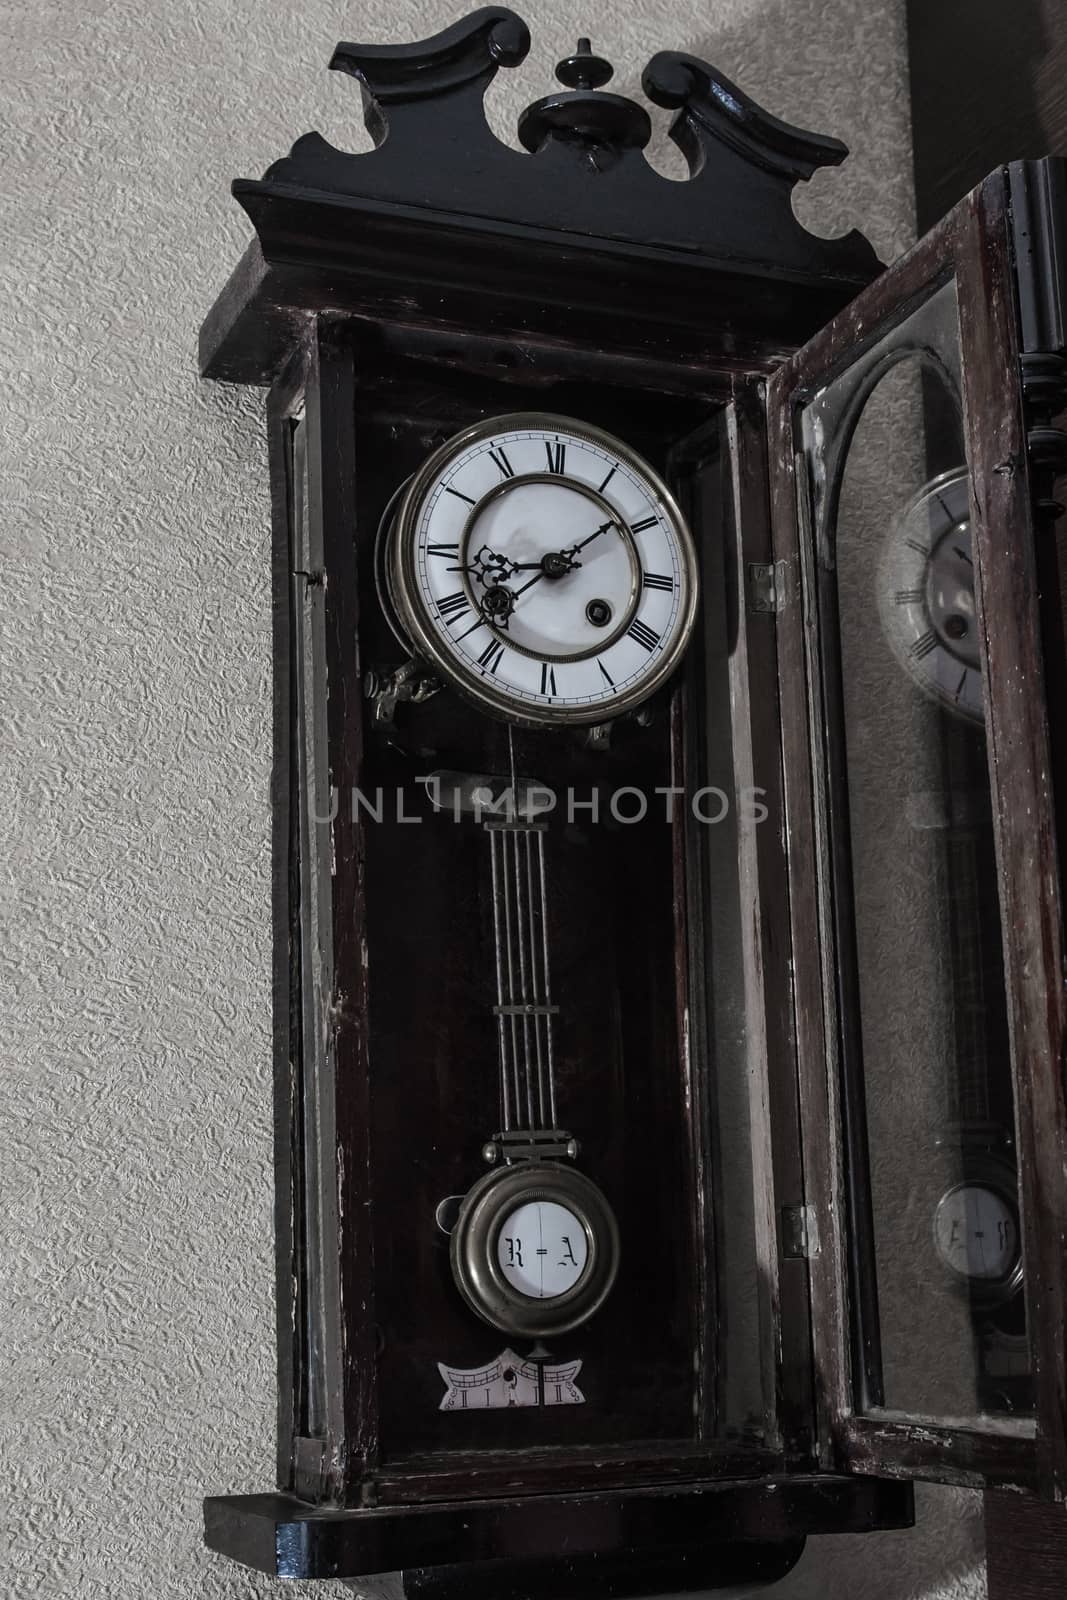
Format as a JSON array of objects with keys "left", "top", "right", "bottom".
[{"left": 0, "top": 0, "right": 985, "bottom": 1596}]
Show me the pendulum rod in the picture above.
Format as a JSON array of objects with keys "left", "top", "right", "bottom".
[
  {"left": 489, "top": 824, "right": 523, "bottom": 1130},
  {"left": 513, "top": 826, "right": 537, "bottom": 1127},
  {"left": 486, "top": 817, "right": 559, "bottom": 1138},
  {"left": 489, "top": 823, "right": 517, "bottom": 1131},
  {"left": 536, "top": 826, "right": 559, "bottom": 1130},
  {"left": 522, "top": 828, "right": 547, "bottom": 1126}
]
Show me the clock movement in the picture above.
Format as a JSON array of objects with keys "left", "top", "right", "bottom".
[{"left": 199, "top": 9, "right": 1067, "bottom": 1593}]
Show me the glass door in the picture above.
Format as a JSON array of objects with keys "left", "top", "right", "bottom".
[{"left": 767, "top": 162, "right": 1067, "bottom": 1496}]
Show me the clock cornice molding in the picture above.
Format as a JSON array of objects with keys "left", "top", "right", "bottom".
[{"left": 200, "top": 7, "right": 882, "bottom": 386}]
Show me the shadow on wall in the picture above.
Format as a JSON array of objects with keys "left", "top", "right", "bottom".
[
  {"left": 908, "top": 0, "right": 1053, "bottom": 231},
  {"left": 679, "top": 0, "right": 913, "bottom": 262},
  {"left": 628, "top": 1487, "right": 985, "bottom": 1599},
  {"left": 776, "top": 1485, "right": 986, "bottom": 1600}
]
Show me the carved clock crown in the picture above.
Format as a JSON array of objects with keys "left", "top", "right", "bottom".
[{"left": 200, "top": 7, "right": 881, "bottom": 386}]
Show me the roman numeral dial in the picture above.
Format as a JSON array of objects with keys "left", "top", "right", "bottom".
[{"left": 385, "top": 412, "right": 699, "bottom": 728}]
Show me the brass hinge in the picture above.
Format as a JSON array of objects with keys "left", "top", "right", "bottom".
[
  {"left": 747, "top": 559, "right": 788, "bottom": 614},
  {"left": 782, "top": 1203, "right": 820, "bottom": 1260}
]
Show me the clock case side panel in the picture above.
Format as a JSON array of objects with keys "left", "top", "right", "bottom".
[
  {"left": 729, "top": 382, "right": 819, "bottom": 1465},
  {"left": 962, "top": 162, "right": 1067, "bottom": 1500},
  {"left": 266, "top": 347, "right": 304, "bottom": 1496},
  {"left": 267, "top": 327, "right": 380, "bottom": 1504},
  {"left": 670, "top": 389, "right": 816, "bottom": 1468},
  {"left": 767, "top": 163, "right": 1067, "bottom": 1497}
]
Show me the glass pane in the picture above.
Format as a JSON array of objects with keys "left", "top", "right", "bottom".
[{"left": 801, "top": 280, "right": 1033, "bottom": 1422}]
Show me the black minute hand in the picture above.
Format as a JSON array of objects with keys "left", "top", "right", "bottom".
[
  {"left": 497, "top": 521, "right": 620, "bottom": 603},
  {"left": 566, "top": 517, "right": 619, "bottom": 557},
  {"left": 502, "top": 520, "right": 619, "bottom": 577}
]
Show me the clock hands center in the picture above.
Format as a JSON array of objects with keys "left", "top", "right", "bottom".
[
  {"left": 530, "top": 516, "right": 621, "bottom": 579},
  {"left": 457, "top": 518, "right": 620, "bottom": 591},
  {"left": 450, "top": 518, "right": 624, "bottom": 635}
]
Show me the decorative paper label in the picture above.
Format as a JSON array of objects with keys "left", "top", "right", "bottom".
[{"left": 438, "top": 1348, "right": 584, "bottom": 1410}]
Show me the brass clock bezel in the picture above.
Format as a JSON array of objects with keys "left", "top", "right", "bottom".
[
  {"left": 384, "top": 411, "right": 699, "bottom": 730},
  {"left": 450, "top": 1161, "right": 621, "bottom": 1338}
]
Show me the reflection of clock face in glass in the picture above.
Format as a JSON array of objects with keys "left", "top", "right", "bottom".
[
  {"left": 933, "top": 1183, "right": 1019, "bottom": 1282},
  {"left": 497, "top": 1200, "right": 590, "bottom": 1299},
  {"left": 386, "top": 412, "right": 698, "bottom": 728},
  {"left": 877, "top": 468, "right": 984, "bottom": 724}
]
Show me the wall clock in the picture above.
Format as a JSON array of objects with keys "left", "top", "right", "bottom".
[{"left": 199, "top": 9, "right": 1067, "bottom": 1591}]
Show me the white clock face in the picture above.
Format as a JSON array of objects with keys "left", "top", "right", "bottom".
[
  {"left": 388, "top": 414, "right": 698, "bottom": 726},
  {"left": 877, "top": 467, "right": 984, "bottom": 724},
  {"left": 933, "top": 1183, "right": 1018, "bottom": 1282},
  {"left": 496, "top": 1200, "right": 589, "bottom": 1299}
]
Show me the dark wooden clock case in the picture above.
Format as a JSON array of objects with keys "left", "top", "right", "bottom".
[{"left": 199, "top": 9, "right": 1067, "bottom": 1592}]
